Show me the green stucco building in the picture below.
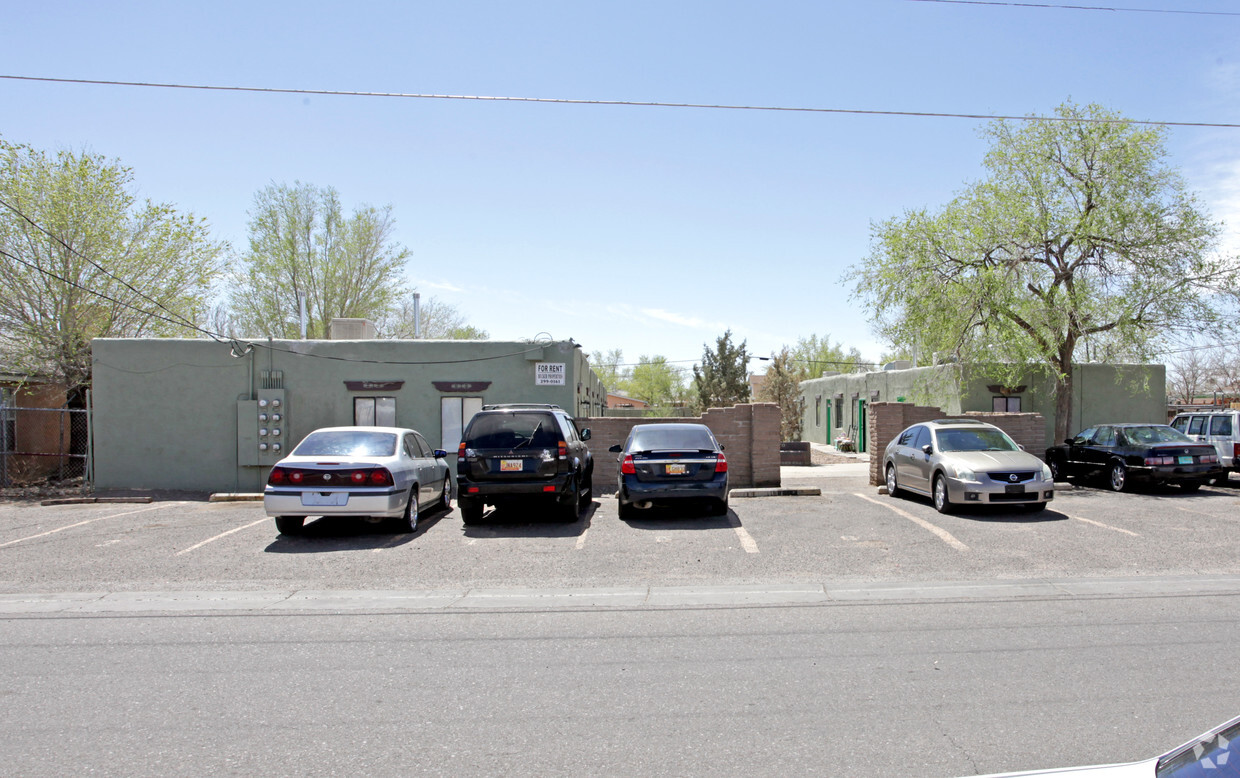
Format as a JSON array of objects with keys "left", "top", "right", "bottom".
[
  {"left": 800, "top": 362, "right": 1166, "bottom": 453},
  {"left": 92, "top": 337, "right": 604, "bottom": 493}
]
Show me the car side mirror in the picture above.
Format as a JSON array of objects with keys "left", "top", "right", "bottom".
[
  {"left": 608, "top": 444, "right": 622, "bottom": 453},
  {"left": 921, "top": 444, "right": 933, "bottom": 455},
  {"left": 433, "top": 449, "right": 448, "bottom": 458},
  {"left": 1066, "top": 438, "right": 1077, "bottom": 445},
  {"left": 580, "top": 429, "right": 591, "bottom": 441}
]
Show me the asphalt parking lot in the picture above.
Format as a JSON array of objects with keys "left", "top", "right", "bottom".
[{"left": 3, "top": 462, "right": 1239, "bottom": 597}]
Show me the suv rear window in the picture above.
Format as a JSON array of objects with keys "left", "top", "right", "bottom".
[
  {"left": 1210, "top": 415, "right": 1233, "bottom": 435},
  {"left": 466, "top": 413, "right": 561, "bottom": 449},
  {"left": 630, "top": 426, "right": 717, "bottom": 451}
]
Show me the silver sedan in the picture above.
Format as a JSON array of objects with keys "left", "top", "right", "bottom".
[
  {"left": 883, "top": 419, "right": 1055, "bottom": 513},
  {"left": 264, "top": 426, "right": 454, "bottom": 535}
]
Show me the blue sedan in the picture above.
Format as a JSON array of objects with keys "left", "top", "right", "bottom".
[{"left": 609, "top": 423, "right": 729, "bottom": 518}]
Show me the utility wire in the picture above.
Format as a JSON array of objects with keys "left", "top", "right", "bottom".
[
  {"left": 0, "top": 194, "right": 217, "bottom": 340},
  {"left": 3, "top": 74, "right": 1239, "bottom": 129},
  {"left": 905, "top": 0, "right": 1240, "bottom": 16}
]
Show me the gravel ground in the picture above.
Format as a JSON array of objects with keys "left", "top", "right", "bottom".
[{"left": 810, "top": 448, "right": 862, "bottom": 465}]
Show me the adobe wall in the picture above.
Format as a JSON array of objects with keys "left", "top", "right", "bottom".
[
  {"left": 867, "top": 402, "right": 1047, "bottom": 486},
  {"left": 583, "top": 403, "right": 781, "bottom": 493}
]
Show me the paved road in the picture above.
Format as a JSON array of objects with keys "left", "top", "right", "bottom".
[
  {"left": 3, "top": 592, "right": 1236, "bottom": 777},
  {"left": 3, "top": 465, "right": 1239, "bottom": 776}
]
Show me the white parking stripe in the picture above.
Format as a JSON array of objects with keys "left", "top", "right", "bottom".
[
  {"left": 0, "top": 504, "right": 171, "bottom": 549},
  {"left": 575, "top": 527, "right": 589, "bottom": 550},
  {"left": 1066, "top": 513, "right": 1141, "bottom": 537},
  {"left": 854, "top": 493, "right": 969, "bottom": 551},
  {"left": 175, "top": 517, "right": 270, "bottom": 556},
  {"left": 727, "top": 513, "right": 759, "bottom": 554}
]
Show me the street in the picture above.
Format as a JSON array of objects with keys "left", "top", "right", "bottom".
[{"left": 2, "top": 467, "right": 1239, "bottom": 776}]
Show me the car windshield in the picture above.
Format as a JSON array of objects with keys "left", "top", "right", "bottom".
[
  {"left": 467, "top": 414, "right": 561, "bottom": 449},
  {"left": 293, "top": 430, "right": 397, "bottom": 457},
  {"left": 1122, "top": 425, "right": 1193, "bottom": 445},
  {"left": 935, "top": 427, "right": 1018, "bottom": 452},
  {"left": 629, "top": 426, "right": 717, "bottom": 452}
]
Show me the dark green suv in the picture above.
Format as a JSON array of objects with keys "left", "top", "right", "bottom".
[{"left": 456, "top": 404, "right": 593, "bottom": 524}]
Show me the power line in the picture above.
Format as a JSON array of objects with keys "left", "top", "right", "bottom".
[
  {"left": 3, "top": 74, "right": 1239, "bottom": 129},
  {"left": 905, "top": 0, "right": 1240, "bottom": 16}
]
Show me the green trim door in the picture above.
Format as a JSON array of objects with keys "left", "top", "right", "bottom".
[{"left": 857, "top": 399, "right": 867, "bottom": 453}]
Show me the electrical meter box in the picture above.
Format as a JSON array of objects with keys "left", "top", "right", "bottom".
[{"left": 237, "top": 389, "right": 289, "bottom": 467}]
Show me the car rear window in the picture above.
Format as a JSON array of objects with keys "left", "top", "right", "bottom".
[
  {"left": 293, "top": 431, "right": 397, "bottom": 457},
  {"left": 1121, "top": 426, "right": 1192, "bottom": 445},
  {"left": 466, "top": 413, "right": 561, "bottom": 449},
  {"left": 629, "top": 426, "right": 717, "bottom": 452},
  {"left": 1210, "top": 415, "right": 1233, "bottom": 436}
]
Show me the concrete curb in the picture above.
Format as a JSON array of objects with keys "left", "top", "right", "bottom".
[
  {"left": 731, "top": 487, "right": 822, "bottom": 498},
  {"left": 39, "top": 497, "right": 154, "bottom": 506},
  {"left": 208, "top": 493, "right": 264, "bottom": 502}
]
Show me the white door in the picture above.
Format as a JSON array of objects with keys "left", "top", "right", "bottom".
[{"left": 441, "top": 397, "right": 483, "bottom": 452}]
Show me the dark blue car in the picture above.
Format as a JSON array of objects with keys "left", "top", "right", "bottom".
[{"left": 609, "top": 423, "right": 729, "bottom": 518}]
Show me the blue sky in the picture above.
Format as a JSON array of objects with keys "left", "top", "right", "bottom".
[{"left": 2, "top": 1, "right": 1238, "bottom": 374}]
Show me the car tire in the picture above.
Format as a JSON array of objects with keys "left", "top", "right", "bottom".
[
  {"left": 436, "top": 475, "right": 452, "bottom": 511},
  {"left": 710, "top": 496, "right": 729, "bottom": 516},
  {"left": 579, "top": 467, "right": 593, "bottom": 511},
  {"left": 559, "top": 476, "right": 580, "bottom": 522},
  {"left": 459, "top": 498, "right": 483, "bottom": 525},
  {"left": 885, "top": 464, "right": 900, "bottom": 497},
  {"left": 933, "top": 474, "right": 954, "bottom": 514},
  {"left": 1049, "top": 457, "right": 1065, "bottom": 482},
  {"left": 1181, "top": 481, "right": 1202, "bottom": 493},
  {"left": 1108, "top": 461, "right": 1128, "bottom": 492},
  {"left": 398, "top": 486, "right": 418, "bottom": 533},
  {"left": 275, "top": 516, "right": 305, "bottom": 535},
  {"left": 618, "top": 500, "right": 636, "bottom": 520}
]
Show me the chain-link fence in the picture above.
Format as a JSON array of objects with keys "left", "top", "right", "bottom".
[{"left": 0, "top": 406, "right": 90, "bottom": 487}]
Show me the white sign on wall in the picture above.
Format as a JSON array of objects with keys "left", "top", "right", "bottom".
[{"left": 535, "top": 362, "right": 566, "bottom": 385}]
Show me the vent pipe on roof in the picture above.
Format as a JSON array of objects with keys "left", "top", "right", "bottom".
[{"left": 413, "top": 292, "right": 421, "bottom": 339}]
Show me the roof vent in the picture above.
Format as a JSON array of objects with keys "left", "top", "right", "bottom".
[{"left": 328, "top": 318, "right": 377, "bottom": 340}]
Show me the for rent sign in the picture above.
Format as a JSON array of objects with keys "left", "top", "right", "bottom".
[{"left": 535, "top": 362, "right": 565, "bottom": 386}]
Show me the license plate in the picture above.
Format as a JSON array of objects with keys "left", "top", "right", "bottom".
[
  {"left": 1178, "top": 456, "right": 1193, "bottom": 465},
  {"left": 1004, "top": 484, "right": 1025, "bottom": 494},
  {"left": 500, "top": 459, "right": 523, "bottom": 472},
  {"left": 666, "top": 463, "right": 687, "bottom": 475},
  {"left": 301, "top": 491, "right": 348, "bottom": 507}
]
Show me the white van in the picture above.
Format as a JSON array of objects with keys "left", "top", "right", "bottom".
[{"left": 1170, "top": 410, "right": 1240, "bottom": 482}]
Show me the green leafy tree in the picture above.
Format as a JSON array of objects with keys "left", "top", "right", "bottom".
[
  {"left": 0, "top": 139, "right": 224, "bottom": 394},
  {"left": 227, "top": 182, "right": 411, "bottom": 338},
  {"left": 789, "top": 333, "right": 865, "bottom": 379},
  {"left": 692, "top": 330, "right": 751, "bottom": 411},
  {"left": 756, "top": 347, "right": 804, "bottom": 441},
  {"left": 628, "top": 355, "right": 684, "bottom": 407},
  {"left": 588, "top": 348, "right": 629, "bottom": 394},
  {"left": 379, "top": 293, "right": 488, "bottom": 339},
  {"left": 850, "top": 101, "right": 1237, "bottom": 443}
]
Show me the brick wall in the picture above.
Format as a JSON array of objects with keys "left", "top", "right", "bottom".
[
  {"left": 867, "top": 402, "right": 1047, "bottom": 485},
  {"left": 581, "top": 403, "right": 782, "bottom": 493}
]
